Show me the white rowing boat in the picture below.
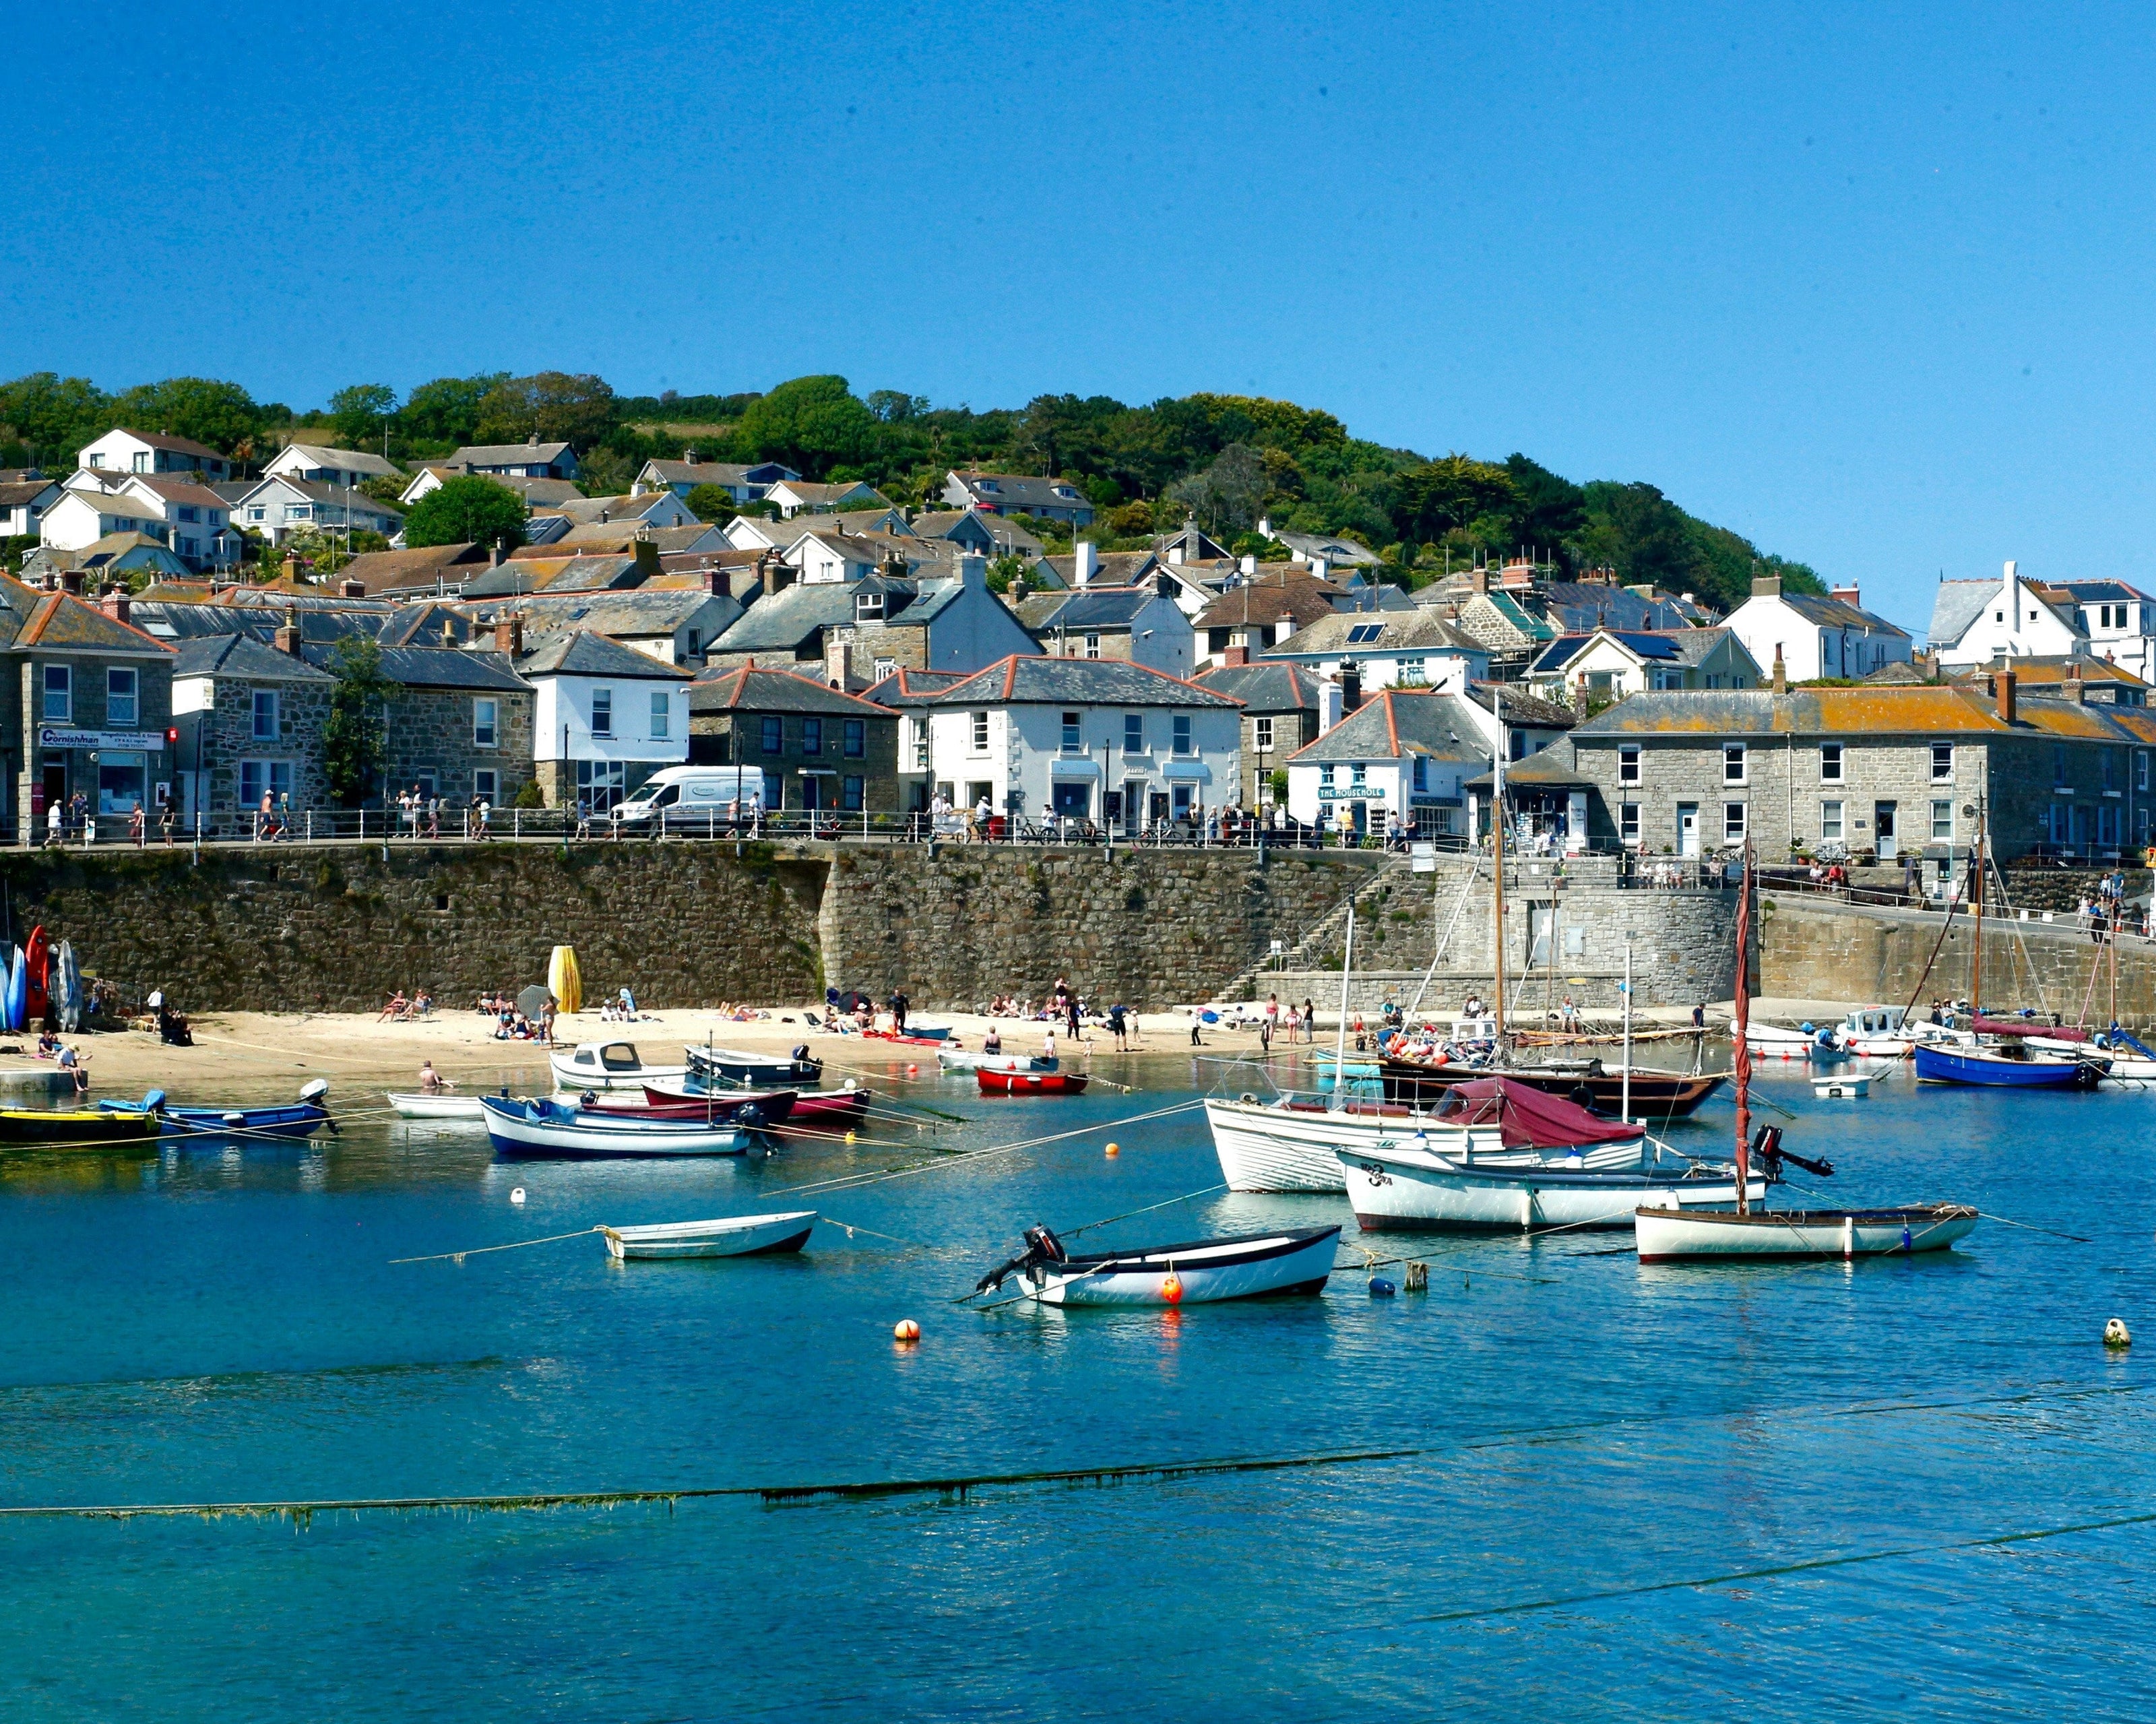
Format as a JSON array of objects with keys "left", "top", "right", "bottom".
[
  {"left": 1336, "top": 1142, "right": 1765, "bottom": 1232},
  {"left": 388, "top": 1091, "right": 486, "bottom": 1120},
  {"left": 936, "top": 1047, "right": 1056, "bottom": 1073},
  {"left": 599, "top": 1211, "right": 818, "bottom": 1259},
  {"left": 480, "top": 1095, "right": 757, "bottom": 1159},
  {"left": 976, "top": 1223, "right": 1341, "bottom": 1307},
  {"left": 1635, "top": 1203, "right": 1979, "bottom": 1262}
]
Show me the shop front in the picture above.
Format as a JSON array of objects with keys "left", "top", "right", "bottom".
[{"left": 34, "top": 724, "right": 170, "bottom": 833}]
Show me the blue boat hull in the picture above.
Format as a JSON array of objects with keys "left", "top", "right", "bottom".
[
  {"left": 1912, "top": 1046, "right": 2096, "bottom": 1088},
  {"left": 99, "top": 1101, "right": 331, "bottom": 1139}
]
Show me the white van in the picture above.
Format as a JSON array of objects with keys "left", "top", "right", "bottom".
[{"left": 612, "top": 765, "right": 771, "bottom": 827}]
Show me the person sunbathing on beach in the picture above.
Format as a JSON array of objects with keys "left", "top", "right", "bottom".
[{"left": 379, "top": 991, "right": 409, "bottom": 1023}]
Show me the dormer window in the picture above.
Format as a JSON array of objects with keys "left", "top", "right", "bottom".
[{"left": 855, "top": 591, "right": 885, "bottom": 620}]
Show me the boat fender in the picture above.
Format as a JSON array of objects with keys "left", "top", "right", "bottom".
[
  {"left": 2105, "top": 1318, "right": 2132, "bottom": 1349},
  {"left": 1368, "top": 1277, "right": 1396, "bottom": 1297},
  {"left": 1160, "top": 1269, "right": 1184, "bottom": 1304},
  {"left": 222, "top": 1112, "right": 246, "bottom": 1127},
  {"left": 510, "top": 1187, "right": 526, "bottom": 1205}
]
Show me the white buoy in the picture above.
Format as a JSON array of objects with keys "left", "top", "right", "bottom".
[
  {"left": 510, "top": 1187, "right": 527, "bottom": 1205},
  {"left": 2105, "top": 1317, "right": 2132, "bottom": 1348}
]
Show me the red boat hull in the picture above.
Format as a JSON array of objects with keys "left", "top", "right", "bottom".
[
  {"left": 976, "top": 1069, "right": 1089, "bottom": 1096},
  {"left": 599, "top": 1088, "right": 798, "bottom": 1124},
  {"left": 640, "top": 1082, "right": 872, "bottom": 1131}
]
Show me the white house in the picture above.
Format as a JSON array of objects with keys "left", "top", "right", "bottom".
[
  {"left": 542, "top": 491, "right": 698, "bottom": 531},
  {"left": 1524, "top": 627, "right": 1761, "bottom": 703},
  {"left": 1259, "top": 605, "right": 1490, "bottom": 695},
  {"left": 0, "top": 478, "right": 63, "bottom": 540},
  {"left": 1283, "top": 689, "right": 1491, "bottom": 840},
  {"left": 941, "top": 472, "right": 1096, "bottom": 528},
  {"left": 1930, "top": 561, "right": 2156, "bottom": 680},
  {"left": 77, "top": 428, "right": 234, "bottom": 482},
  {"left": 633, "top": 456, "right": 798, "bottom": 503},
  {"left": 263, "top": 443, "right": 401, "bottom": 490},
  {"left": 398, "top": 467, "right": 583, "bottom": 509},
  {"left": 40, "top": 487, "right": 171, "bottom": 554},
  {"left": 763, "top": 479, "right": 887, "bottom": 519},
  {"left": 505, "top": 623, "right": 691, "bottom": 808},
  {"left": 908, "top": 655, "right": 1240, "bottom": 827},
  {"left": 228, "top": 476, "right": 403, "bottom": 546},
  {"left": 1723, "top": 575, "right": 1913, "bottom": 682},
  {"left": 724, "top": 509, "right": 908, "bottom": 554},
  {"left": 441, "top": 439, "right": 577, "bottom": 480},
  {"left": 1014, "top": 583, "right": 1195, "bottom": 678}
]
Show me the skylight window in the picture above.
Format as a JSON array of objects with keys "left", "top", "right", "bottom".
[{"left": 1345, "top": 622, "right": 1386, "bottom": 645}]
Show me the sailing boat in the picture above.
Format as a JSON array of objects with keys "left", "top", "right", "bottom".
[
  {"left": 1634, "top": 837, "right": 1981, "bottom": 1263},
  {"left": 1911, "top": 797, "right": 2105, "bottom": 1089}
]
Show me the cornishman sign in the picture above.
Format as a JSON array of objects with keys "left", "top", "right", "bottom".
[{"left": 37, "top": 728, "right": 165, "bottom": 752}]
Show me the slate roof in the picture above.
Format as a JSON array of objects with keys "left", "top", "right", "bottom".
[
  {"left": 708, "top": 581, "right": 868, "bottom": 653},
  {"left": 545, "top": 492, "right": 680, "bottom": 526},
  {"left": 1463, "top": 682, "right": 1577, "bottom": 729},
  {"left": 276, "top": 443, "right": 401, "bottom": 479},
  {"left": 298, "top": 643, "right": 528, "bottom": 692},
  {"left": 516, "top": 630, "right": 691, "bottom": 680},
  {"left": 1023, "top": 586, "right": 1162, "bottom": 633},
  {"left": 130, "top": 600, "right": 388, "bottom": 645},
  {"left": 464, "top": 587, "right": 734, "bottom": 639},
  {"left": 102, "top": 428, "right": 226, "bottom": 461},
  {"left": 1191, "top": 662, "right": 1322, "bottom": 713},
  {"left": 337, "top": 543, "right": 489, "bottom": 594},
  {"left": 689, "top": 665, "right": 897, "bottom": 716},
  {"left": 1567, "top": 685, "right": 2127, "bottom": 739},
  {"left": 1, "top": 579, "right": 175, "bottom": 654},
  {"left": 639, "top": 459, "right": 797, "bottom": 490},
  {"left": 1191, "top": 573, "right": 1351, "bottom": 632},
  {"left": 773, "top": 480, "right": 889, "bottom": 511},
  {"left": 1263, "top": 606, "right": 1485, "bottom": 658},
  {"left": 1533, "top": 583, "right": 1697, "bottom": 634},
  {"left": 861, "top": 668, "right": 972, "bottom": 707},
  {"left": 446, "top": 442, "right": 575, "bottom": 469},
  {"left": 1037, "top": 550, "right": 1159, "bottom": 589},
  {"left": 949, "top": 473, "right": 1089, "bottom": 514},
  {"left": 243, "top": 475, "right": 404, "bottom": 514},
  {"left": 1288, "top": 691, "right": 1490, "bottom": 764},
  {"left": 918, "top": 655, "right": 1240, "bottom": 709},
  {"left": 121, "top": 474, "right": 232, "bottom": 510},
  {"left": 1270, "top": 528, "right": 1381, "bottom": 567},
  {"left": 0, "top": 480, "right": 60, "bottom": 507},
  {"left": 1764, "top": 590, "right": 1913, "bottom": 637},
  {"left": 172, "top": 633, "right": 336, "bottom": 680}
]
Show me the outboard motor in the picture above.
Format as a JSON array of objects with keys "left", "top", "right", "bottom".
[
  {"left": 298, "top": 1076, "right": 338, "bottom": 1135},
  {"left": 975, "top": 1223, "right": 1071, "bottom": 1294}
]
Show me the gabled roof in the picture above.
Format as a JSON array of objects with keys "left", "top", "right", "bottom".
[
  {"left": 1269, "top": 528, "right": 1381, "bottom": 567},
  {"left": 544, "top": 492, "right": 680, "bottom": 526},
  {"left": 639, "top": 458, "right": 797, "bottom": 488},
  {"left": 300, "top": 643, "right": 528, "bottom": 692},
  {"left": 688, "top": 665, "right": 896, "bottom": 716},
  {"left": 447, "top": 441, "right": 574, "bottom": 468},
  {"left": 772, "top": 480, "right": 889, "bottom": 509},
  {"left": 172, "top": 633, "right": 336, "bottom": 681},
  {"left": 9, "top": 583, "right": 177, "bottom": 654},
  {"left": 1753, "top": 589, "right": 1913, "bottom": 637},
  {"left": 1191, "top": 662, "right": 1322, "bottom": 713},
  {"left": 918, "top": 655, "right": 1240, "bottom": 709},
  {"left": 1463, "top": 682, "right": 1577, "bottom": 729},
  {"left": 338, "top": 543, "right": 489, "bottom": 594},
  {"left": 949, "top": 472, "right": 1088, "bottom": 513},
  {"left": 1262, "top": 606, "right": 1484, "bottom": 658},
  {"left": 515, "top": 630, "right": 692, "bottom": 680},
  {"left": 466, "top": 587, "right": 733, "bottom": 638},
  {"left": 1568, "top": 684, "right": 2099, "bottom": 738},
  {"left": 708, "top": 581, "right": 867, "bottom": 653},
  {"left": 238, "top": 474, "right": 403, "bottom": 513},
  {"left": 2050, "top": 579, "right": 2151, "bottom": 606},
  {"left": 861, "top": 668, "right": 972, "bottom": 707},
  {"left": 1037, "top": 550, "right": 1159, "bottom": 589},
  {"left": 97, "top": 428, "right": 225, "bottom": 461},
  {"left": 377, "top": 602, "right": 472, "bottom": 647},
  {"left": 1191, "top": 572, "right": 1350, "bottom": 632},
  {"left": 0, "top": 480, "right": 59, "bottom": 508},
  {"left": 1024, "top": 586, "right": 1166, "bottom": 633},
  {"left": 276, "top": 443, "right": 400, "bottom": 478},
  {"left": 1287, "top": 691, "right": 1489, "bottom": 764}
]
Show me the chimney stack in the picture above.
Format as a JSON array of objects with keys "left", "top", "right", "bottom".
[
  {"left": 1318, "top": 678, "right": 1345, "bottom": 735},
  {"left": 281, "top": 553, "right": 299, "bottom": 583},
  {"left": 1772, "top": 644, "right": 1787, "bottom": 694},
  {"left": 341, "top": 578, "right": 366, "bottom": 598},
  {"left": 276, "top": 608, "right": 303, "bottom": 656},
  {"left": 489, "top": 541, "right": 504, "bottom": 568},
  {"left": 98, "top": 586, "right": 131, "bottom": 626},
  {"left": 59, "top": 569, "right": 84, "bottom": 595},
  {"left": 704, "top": 566, "right": 726, "bottom": 597},
  {"left": 1752, "top": 573, "right": 1783, "bottom": 599},
  {"left": 1831, "top": 583, "right": 1863, "bottom": 609},
  {"left": 1998, "top": 667, "right": 2017, "bottom": 724},
  {"left": 1341, "top": 665, "right": 1363, "bottom": 713},
  {"left": 1224, "top": 645, "right": 1249, "bottom": 666},
  {"left": 494, "top": 616, "right": 524, "bottom": 656},
  {"left": 1073, "top": 540, "right": 1100, "bottom": 586},
  {"left": 1470, "top": 566, "right": 1490, "bottom": 596},
  {"left": 2066, "top": 660, "right": 2086, "bottom": 704}
]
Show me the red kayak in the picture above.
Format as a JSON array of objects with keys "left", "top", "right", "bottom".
[
  {"left": 976, "top": 1068, "right": 1089, "bottom": 1097},
  {"left": 596, "top": 1088, "right": 798, "bottom": 1125},
  {"left": 642, "top": 1081, "right": 872, "bottom": 1131}
]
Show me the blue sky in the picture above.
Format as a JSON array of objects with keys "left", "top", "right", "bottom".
[{"left": 9, "top": 2, "right": 2155, "bottom": 631}]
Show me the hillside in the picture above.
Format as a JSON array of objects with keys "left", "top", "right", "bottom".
[{"left": 0, "top": 370, "right": 1821, "bottom": 608}]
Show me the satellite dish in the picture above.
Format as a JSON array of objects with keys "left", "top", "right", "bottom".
[{"left": 517, "top": 984, "right": 551, "bottom": 1018}]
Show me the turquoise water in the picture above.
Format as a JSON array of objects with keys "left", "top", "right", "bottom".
[{"left": 1, "top": 1054, "right": 2151, "bottom": 1721}]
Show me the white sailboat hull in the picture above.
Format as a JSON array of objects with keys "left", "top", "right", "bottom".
[
  {"left": 1635, "top": 1204, "right": 1979, "bottom": 1261},
  {"left": 1018, "top": 1227, "right": 1341, "bottom": 1306},
  {"left": 1204, "top": 1097, "right": 1641, "bottom": 1194},
  {"left": 1338, "top": 1144, "right": 1764, "bottom": 1232}
]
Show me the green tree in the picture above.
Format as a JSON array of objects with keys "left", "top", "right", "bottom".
[
  {"left": 684, "top": 483, "right": 738, "bottom": 524},
  {"left": 0, "top": 373, "right": 111, "bottom": 466},
  {"left": 737, "top": 375, "right": 875, "bottom": 476},
  {"left": 329, "top": 383, "right": 398, "bottom": 451},
  {"left": 400, "top": 374, "right": 507, "bottom": 449},
  {"left": 322, "top": 637, "right": 390, "bottom": 807},
  {"left": 1168, "top": 443, "right": 1268, "bottom": 535},
  {"left": 474, "top": 371, "right": 618, "bottom": 449},
  {"left": 404, "top": 475, "right": 526, "bottom": 550},
  {"left": 108, "top": 377, "right": 263, "bottom": 454},
  {"left": 1393, "top": 455, "right": 1518, "bottom": 545}
]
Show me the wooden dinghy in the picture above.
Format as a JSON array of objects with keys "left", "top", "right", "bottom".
[
  {"left": 598, "top": 1211, "right": 818, "bottom": 1260},
  {"left": 936, "top": 1047, "right": 1056, "bottom": 1073},
  {"left": 1635, "top": 1203, "right": 1979, "bottom": 1262},
  {"left": 389, "top": 1091, "right": 486, "bottom": 1120},
  {"left": 975, "top": 1223, "right": 1341, "bottom": 1307},
  {"left": 641, "top": 1080, "right": 872, "bottom": 1130},
  {"left": 99, "top": 1080, "right": 334, "bottom": 1140}
]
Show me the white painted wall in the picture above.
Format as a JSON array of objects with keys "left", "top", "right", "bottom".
[
  {"left": 923, "top": 700, "right": 1241, "bottom": 821},
  {"left": 532, "top": 674, "right": 689, "bottom": 766}
]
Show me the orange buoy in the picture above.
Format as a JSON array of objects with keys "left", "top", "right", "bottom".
[
  {"left": 1104, "top": 1141, "right": 1120, "bottom": 1157},
  {"left": 907, "top": 1063, "right": 918, "bottom": 1075},
  {"left": 1160, "top": 1269, "right": 1183, "bottom": 1305},
  {"left": 893, "top": 1318, "right": 921, "bottom": 1343}
]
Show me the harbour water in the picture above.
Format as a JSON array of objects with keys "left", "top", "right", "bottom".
[{"left": 1, "top": 1056, "right": 2151, "bottom": 1719}]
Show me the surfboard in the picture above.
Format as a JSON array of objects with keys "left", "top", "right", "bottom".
[
  {"left": 3, "top": 945, "right": 25, "bottom": 1031},
  {"left": 548, "top": 944, "right": 583, "bottom": 1015},
  {"left": 52, "top": 941, "right": 81, "bottom": 1032},
  {"left": 23, "top": 926, "right": 49, "bottom": 1025}
]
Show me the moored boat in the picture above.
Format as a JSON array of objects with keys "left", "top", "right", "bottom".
[
  {"left": 548, "top": 1042, "right": 689, "bottom": 1093},
  {"left": 686, "top": 1043, "right": 824, "bottom": 1088},
  {"left": 975, "top": 1223, "right": 1341, "bottom": 1306},
  {"left": 641, "top": 1079, "right": 870, "bottom": 1129},
  {"left": 976, "top": 1068, "right": 1089, "bottom": 1096},
  {"left": 590, "top": 1088, "right": 796, "bottom": 1125},
  {"left": 480, "top": 1095, "right": 763, "bottom": 1159},
  {"left": 1911, "top": 1043, "right": 2102, "bottom": 1088},
  {"left": 389, "top": 1090, "right": 486, "bottom": 1120},
  {"left": 100, "top": 1079, "right": 334, "bottom": 1140},
  {"left": 0, "top": 1104, "right": 162, "bottom": 1148},
  {"left": 1378, "top": 1056, "right": 1725, "bottom": 1119},
  {"left": 1636, "top": 1203, "right": 1979, "bottom": 1262},
  {"left": 936, "top": 1047, "right": 1056, "bottom": 1073},
  {"left": 599, "top": 1211, "right": 818, "bottom": 1259},
  {"left": 1338, "top": 1140, "right": 1765, "bottom": 1232}
]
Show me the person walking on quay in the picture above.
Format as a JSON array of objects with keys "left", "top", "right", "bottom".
[
  {"left": 159, "top": 798, "right": 177, "bottom": 844},
  {"left": 45, "top": 798, "right": 61, "bottom": 848},
  {"left": 127, "top": 801, "right": 145, "bottom": 847}
]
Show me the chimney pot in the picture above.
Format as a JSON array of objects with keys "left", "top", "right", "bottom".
[
  {"left": 99, "top": 587, "right": 131, "bottom": 625},
  {"left": 494, "top": 616, "right": 524, "bottom": 656},
  {"left": 1772, "top": 643, "right": 1787, "bottom": 695}
]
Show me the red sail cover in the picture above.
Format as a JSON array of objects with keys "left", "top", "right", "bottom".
[
  {"left": 1973, "top": 1017, "right": 2089, "bottom": 1042},
  {"left": 1430, "top": 1078, "right": 1641, "bottom": 1149}
]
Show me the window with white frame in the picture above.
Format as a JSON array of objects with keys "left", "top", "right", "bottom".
[
  {"left": 1398, "top": 657, "right": 1426, "bottom": 684},
  {"left": 874, "top": 658, "right": 895, "bottom": 682},
  {"left": 41, "top": 665, "right": 68, "bottom": 721},
  {"left": 649, "top": 691, "right": 670, "bottom": 740},
  {"left": 1172, "top": 715, "right": 1193, "bottom": 755},
  {"left": 1820, "top": 800, "right": 1844, "bottom": 841},
  {"left": 251, "top": 688, "right": 278, "bottom": 741},
  {"left": 1618, "top": 744, "right": 1640, "bottom": 784},
  {"left": 1723, "top": 801, "right": 1746, "bottom": 841},
  {"left": 1123, "top": 714, "right": 1143, "bottom": 754},
  {"left": 1255, "top": 716, "right": 1273, "bottom": 753},
  {"left": 1930, "top": 743, "right": 1953, "bottom": 781},
  {"left": 970, "top": 711, "right": 989, "bottom": 753},
  {"left": 1931, "top": 800, "right": 1953, "bottom": 841},
  {"left": 106, "top": 668, "right": 137, "bottom": 727},
  {"left": 473, "top": 698, "right": 499, "bottom": 747},
  {"left": 591, "top": 689, "right": 613, "bottom": 738},
  {"left": 2141, "top": 751, "right": 2151, "bottom": 793},
  {"left": 1723, "top": 743, "right": 1746, "bottom": 784},
  {"left": 1620, "top": 802, "right": 1640, "bottom": 844},
  {"left": 1084, "top": 634, "right": 1100, "bottom": 660},
  {"left": 1820, "top": 742, "right": 1843, "bottom": 782}
]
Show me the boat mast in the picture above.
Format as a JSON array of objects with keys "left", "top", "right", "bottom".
[
  {"left": 1491, "top": 691, "right": 1507, "bottom": 1042},
  {"left": 1971, "top": 795, "right": 1986, "bottom": 1016},
  {"left": 1734, "top": 837, "right": 1753, "bottom": 1216},
  {"left": 1621, "top": 932, "right": 1633, "bottom": 1125},
  {"left": 1333, "top": 903, "right": 1356, "bottom": 1114}
]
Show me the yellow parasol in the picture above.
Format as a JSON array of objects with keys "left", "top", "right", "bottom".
[{"left": 548, "top": 945, "right": 582, "bottom": 1015}]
